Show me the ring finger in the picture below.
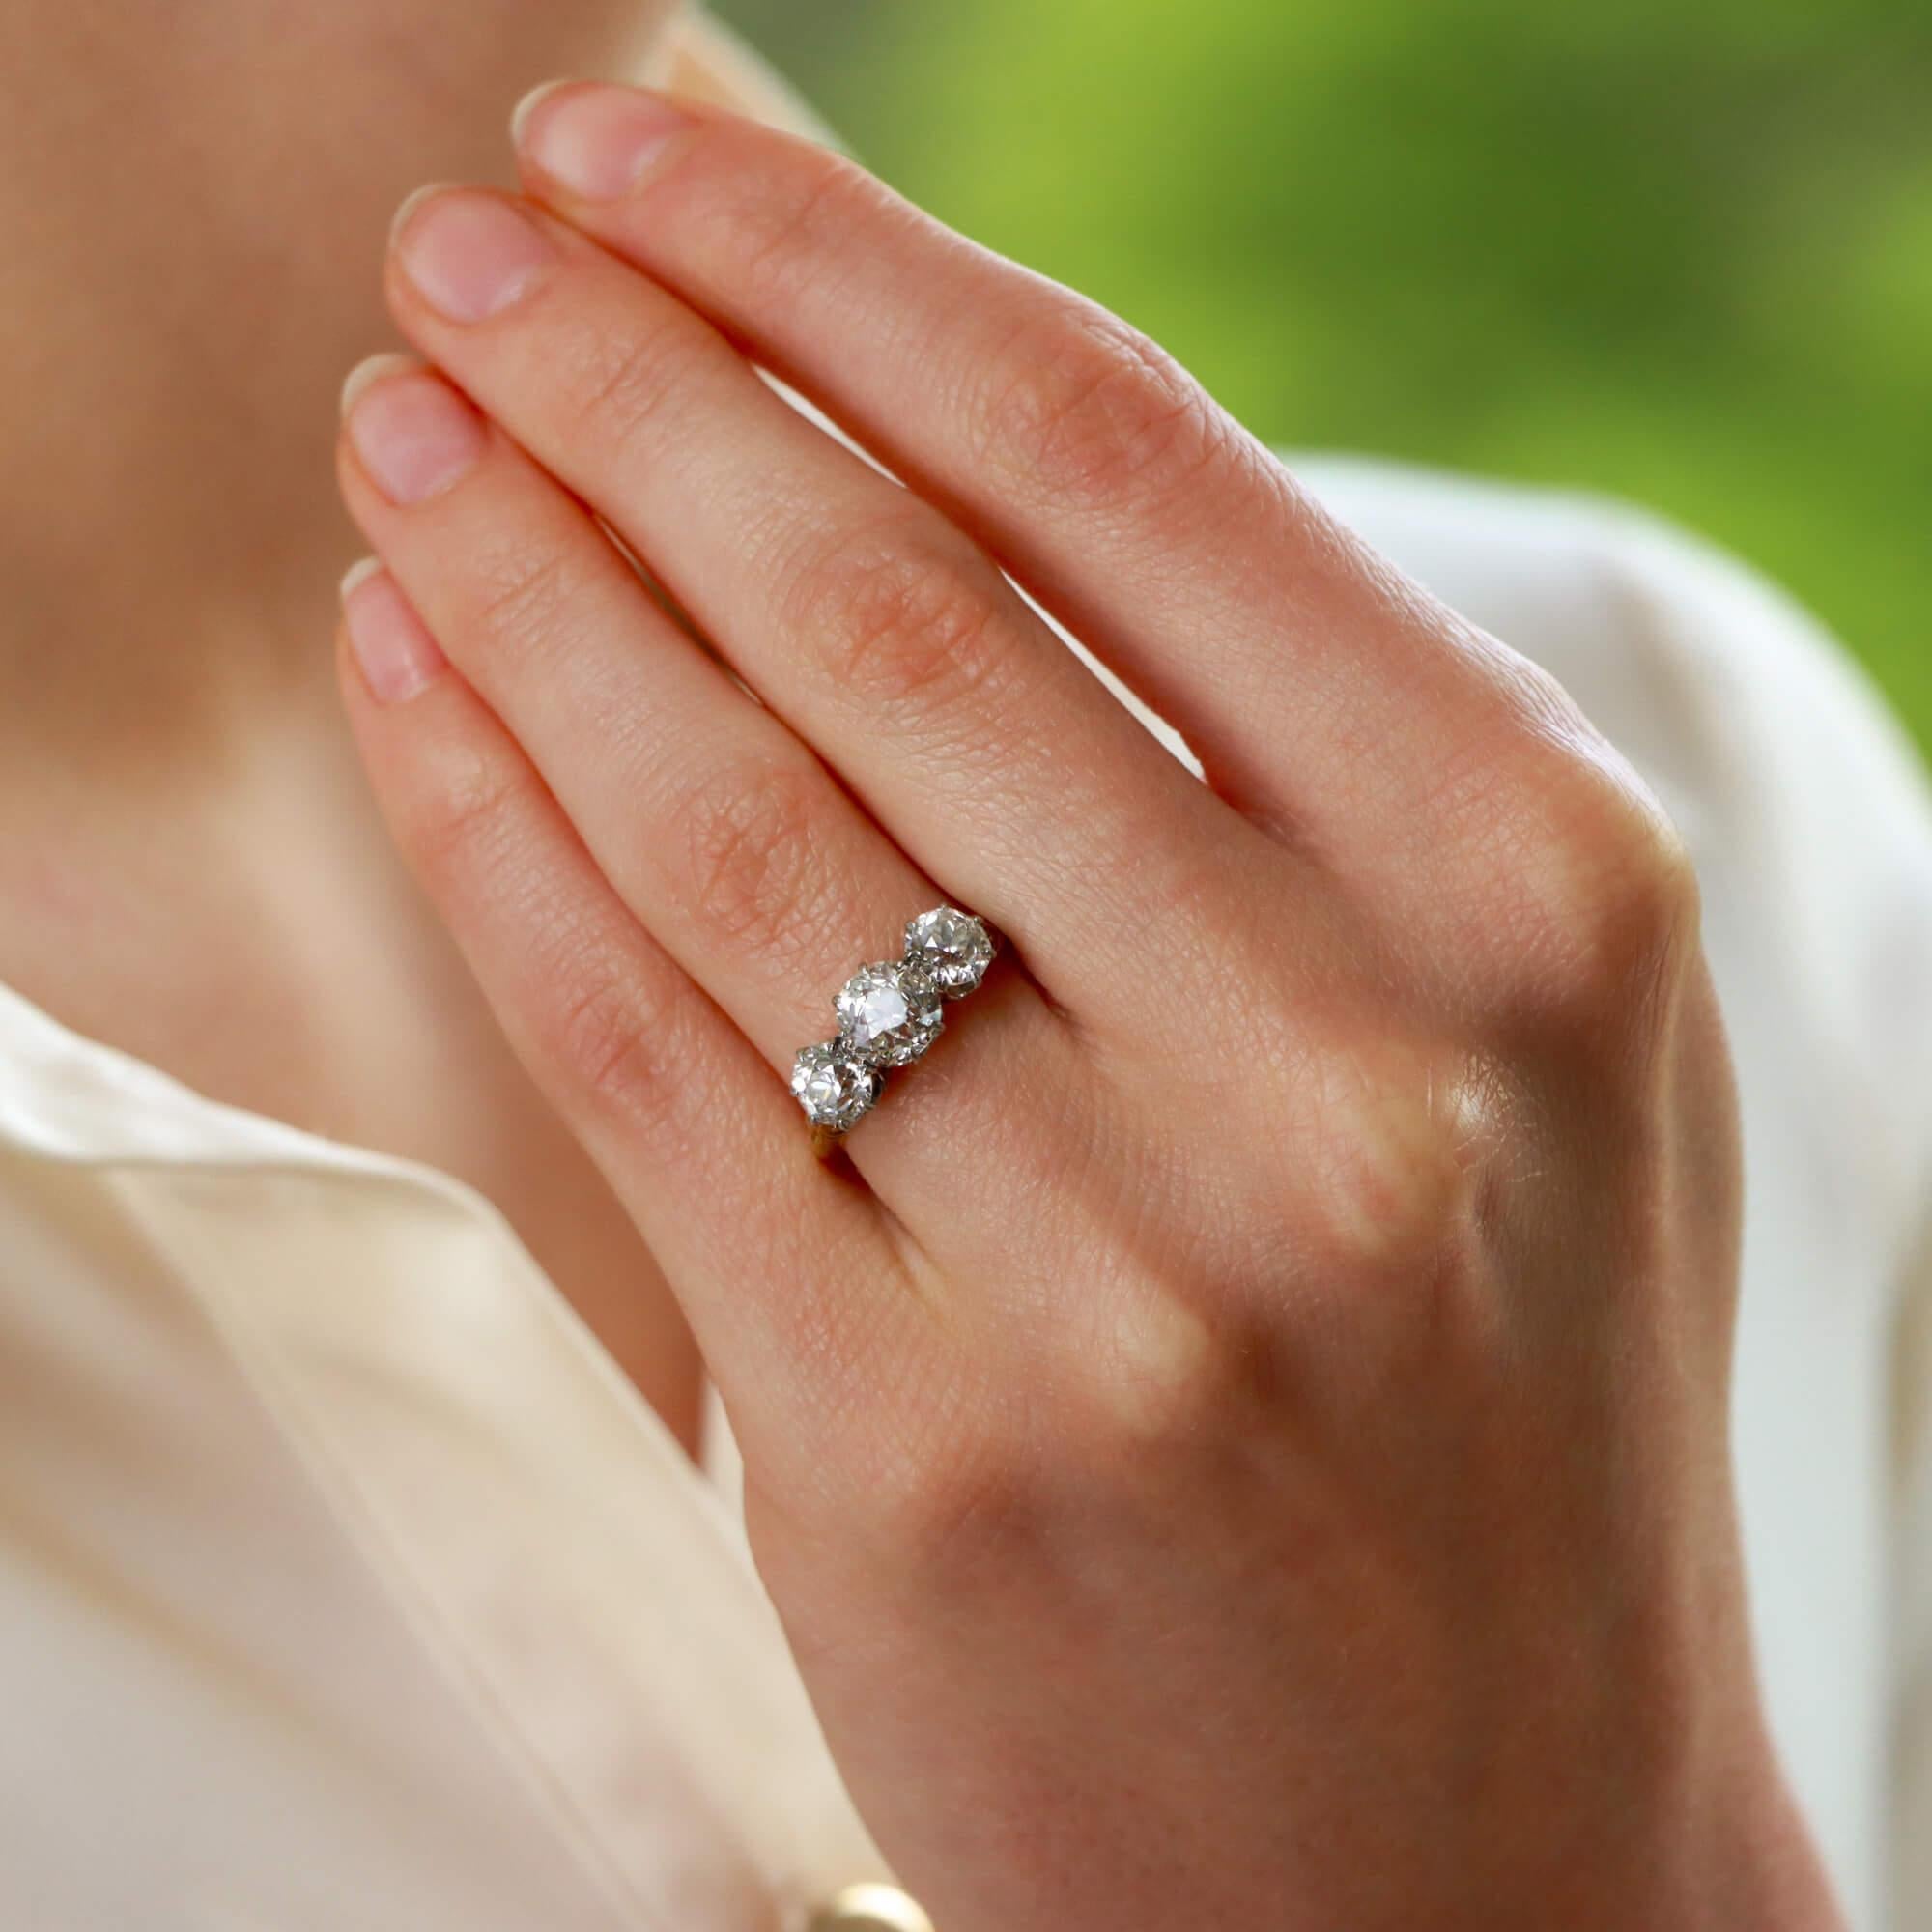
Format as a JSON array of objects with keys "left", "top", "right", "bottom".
[{"left": 330, "top": 564, "right": 951, "bottom": 1458}]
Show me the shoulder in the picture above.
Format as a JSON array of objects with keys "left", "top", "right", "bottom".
[{"left": 1283, "top": 452, "right": 1932, "bottom": 1274}]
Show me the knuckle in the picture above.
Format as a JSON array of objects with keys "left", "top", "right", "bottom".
[
  {"left": 1605, "top": 797, "right": 1702, "bottom": 958},
  {"left": 1285, "top": 1031, "right": 1477, "bottom": 1284},
  {"left": 464, "top": 538, "right": 582, "bottom": 665},
  {"left": 543, "top": 958, "right": 688, "bottom": 1133},
  {"left": 1074, "top": 1288, "right": 1234, "bottom": 1453},
  {"left": 779, "top": 513, "right": 1015, "bottom": 715},
  {"left": 1509, "top": 754, "right": 1705, "bottom": 1033},
  {"left": 717, "top": 144, "right": 880, "bottom": 310},
  {"left": 668, "top": 752, "right": 835, "bottom": 965},
  {"left": 756, "top": 1333, "right": 1027, "bottom": 1575},
  {"left": 972, "top": 300, "right": 1236, "bottom": 508},
  {"left": 1498, "top": 645, "right": 1593, "bottom": 741},
  {"left": 396, "top": 737, "right": 527, "bottom": 886},
  {"left": 558, "top": 312, "right": 689, "bottom": 454},
  {"left": 863, "top": 1421, "right": 1038, "bottom": 1584}
]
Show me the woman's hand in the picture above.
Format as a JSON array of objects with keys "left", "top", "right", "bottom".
[{"left": 332, "top": 82, "right": 1840, "bottom": 1930}]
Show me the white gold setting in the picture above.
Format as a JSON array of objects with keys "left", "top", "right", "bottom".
[{"left": 791, "top": 905, "right": 997, "bottom": 1142}]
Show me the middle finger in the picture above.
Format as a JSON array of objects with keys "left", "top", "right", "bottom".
[{"left": 379, "top": 185, "right": 1256, "bottom": 1027}]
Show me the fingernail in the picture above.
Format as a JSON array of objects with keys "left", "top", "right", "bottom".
[
  {"left": 344, "top": 367, "right": 487, "bottom": 505},
  {"left": 514, "top": 80, "right": 693, "bottom": 199},
  {"left": 393, "top": 186, "right": 556, "bottom": 322},
  {"left": 341, "top": 560, "right": 448, "bottom": 705},
  {"left": 388, "top": 181, "right": 458, "bottom": 248},
  {"left": 339, "top": 350, "right": 421, "bottom": 418}
]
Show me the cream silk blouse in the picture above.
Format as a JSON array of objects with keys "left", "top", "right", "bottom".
[{"left": 5, "top": 29, "right": 1932, "bottom": 1928}]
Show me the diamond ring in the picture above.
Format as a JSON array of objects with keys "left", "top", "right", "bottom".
[{"left": 791, "top": 905, "right": 997, "bottom": 1151}]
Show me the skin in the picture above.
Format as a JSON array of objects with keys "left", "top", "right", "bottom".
[
  {"left": 0, "top": 0, "right": 710, "bottom": 1447},
  {"left": 327, "top": 74, "right": 1848, "bottom": 1932}
]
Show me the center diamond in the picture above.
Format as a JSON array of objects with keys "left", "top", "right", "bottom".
[{"left": 836, "top": 959, "right": 943, "bottom": 1069}]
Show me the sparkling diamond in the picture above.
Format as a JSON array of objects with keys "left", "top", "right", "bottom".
[
  {"left": 903, "top": 905, "right": 994, "bottom": 998},
  {"left": 835, "top": 959, "right": 943, "bottom": 1068},
  {"left": 790, "top": 1040, "right": 880, "bottom": 1130}
]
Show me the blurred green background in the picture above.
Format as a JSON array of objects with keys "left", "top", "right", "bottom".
[{"left": 712, "top": 0, "right": 1931, "bottom": 752}]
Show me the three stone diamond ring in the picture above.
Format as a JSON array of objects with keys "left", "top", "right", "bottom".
[{"left": 791, "top": 905, "right": 997, "bottom": 1151}]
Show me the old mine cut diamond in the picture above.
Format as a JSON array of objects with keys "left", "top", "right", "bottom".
[
  {"left": 791, "top": 1041, "right": 880, "bottom": 1130},
  {"left": 903, "top": 906, "right": 994, "bottom": 998},
  {"left": 836, "top": 960, "right": 943, "bottom": 1069}
]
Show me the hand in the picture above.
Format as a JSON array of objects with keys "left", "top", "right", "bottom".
[{"left": 332, "top": 81, "right": 1841, "bottom": 1931}]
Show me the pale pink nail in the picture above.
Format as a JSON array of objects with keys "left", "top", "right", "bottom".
[
  {"left": 514, "top": 81, "right": 693, "bottom": 199},
  {"left": 345, "top": 369, "right": 487, "bottom": 505},
  {"left": 341, "top": 561, "right": 447, "bottom": 705},
  {"left": 393, "top": 187, "right": 557, "bottom": 322}
]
